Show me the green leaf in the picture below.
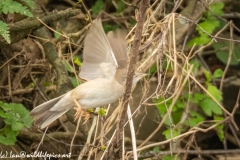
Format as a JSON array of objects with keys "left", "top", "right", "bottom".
[
  {"left": 0, "top": 135, "right": 15, "bottom": 145},
  {"left": 54, "top": 29, "right": 61, "bottom": 39},
  {"left": 197, "top": 19, "right": 220, "bottom": 34},
  {"left": 176, "top": 99, "right": 184, "bottom": 108},
  {"left": 154, "top": 98, "right": 168, "bottom": 114},
  {"left": 212, "top": 69, "right": 223, "bottom": 79},
  {"left": 1, "top": 102, "right": 32, "bottom": 128},
  {"left": 162, "top": 129, "right": 179, "bottom": 140},
  {"left": 22, "top": 115, "right": 33, "bottom": 128},
  {"left": 0, "top": 102, "right": 32, "bottom": 145},
  {"left": 1, "top": 0, "right": 33, "bottom": 17},
  {"left": 199, "top": 98, "right": 222, "bottom": 116},
  {"left": 92, "top": 0, "right": 104, "bottom": 15},
  {"left": 149, "top": 63, "right": 157, "bottom": 75},
  {"left": 213, "top": 41, "right": 240, "bottom": 65},
  {"left": 216, "top": 50, "right": 239, "bottom": 65},
  {"left": 11, "top": 121, "right": 24, "bottom": 131},
  {"left": 214, "top": 115, "right": 224, "bottom": 141},
  {"left": 0, "top": 109, "right": 10, "bottom": 119},
  {"left": 0, "top": 126, "right": 18, "bottom": 145},
  {"left": 103, "top": 23, "right": 118, "bottom": 33},
  {"left": 0, "top": 20, "right": 10, "bottom": 44},
  {"left": 163, "top": 155, "right": 178, "bottom": 160},
  {"left": 12, "top": 103, "right": 33, "bottom": 128},
  {"left": 71, "top": 76, "right": 78, "bottom": 88},
  {"left": 192, "top": 93, "right": 205, "bottom": 103},
  {"left": 4, "top": 114, "right": 19, "bottom": 125},
  {"left": 152, "top": 146, "right": 160, "bottom": 153},
  {"left": 5, "top": 126, "right": 18, "bottom": 138},
  {"left": 21, "top": 0, "right": 34, "bottom": 9},
  {"left": 187, "top": 111, "right": 204, "bottom": 127},
  {"left": 209, "top": 2, "right": 224, "bottom": 16},
  {"left": 160, "top": 113, "right": 171, "bottom": 126},
  {"left": 187, "top": 34, "right": 211, "bottom": 46},
  {"left": 204, "top": 70, "right": 211, "bottom": 82},
  {"left": 64, "top": 60, "right": 74, "bottom": 73},
  {"left": 116, "top": 1, "right": 125, "bottom": 14},
  {"left": 207, "top": 84, "right": 222, "bottom": 102},
  {"left": 129, "top": 19, "right": 136, "bottom": 27}
]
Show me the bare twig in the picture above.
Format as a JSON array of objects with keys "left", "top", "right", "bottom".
[{"left": 112, "top": 0, "right": 150, "bottom": 158}]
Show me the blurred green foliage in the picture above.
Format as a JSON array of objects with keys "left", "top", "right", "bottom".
[
  {"left": 0, "top": 0, "right": 34, "bottom": 44},
  {"left": 0, "top": 101, "right": 33, "bottom": 145}
]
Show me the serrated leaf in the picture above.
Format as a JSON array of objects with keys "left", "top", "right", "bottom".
[
  {"left": 197, "top": 19, "right": 220, "bottom": 34},
  {"left": 1, "top": 0, "right": 33, "bottom": 17},
  {"left": 1, "top": 103, "right": 12, "bottom": 111},
  {"left": 0, "top": 110, "right": 10, "bottom": 119},
  {"left": 176, "top": 99, "right": 184, "bottom": 108},
  {"left": 0, "top": 20, "right": 10, "bottom": 44},
  {"left": 161, "top": 113, "right": 171, "bottom": 126},
  {"left": 0, "top": 135, "right": 15, "bottom": 145},
  {"left": 212, "top": 69, "right": 223, "bottom": 79},
  {"left": 192, "top": 93, "right": 205, "bottom": 103},
  {"left": 162, "top": 129, "right": 179, "bottom": 140},
  {"left": 207, "top": 84, "right": 222, "bottom": 102},
  {"left": 1, "top": 102, "right": 32, "bottom": 128},
  {"left": 11, "top": 121, "right": 24, "bottom": 131},
  {"left": 4, "top": 114, "right": 19, "bottom": 125},
  {"left": 12, "top": 103, "right": 33, "bottom": 128},
  {"left": 187, "top": 34, "right": 211, "bottom": 46},
  {"left": 21, "top": 0, "right": 34, "bottom": 9},
  {"left": 0, "top": 126, "right": 18, "bottom": 145},
  {"left": 209, "top": 2, "right": 224, "bottom": 16},
  {"left": 199, "top": 98, "right": 222, "bottom": 116},
  {"left": 154, "top": 98, "right": 168, "bottom": 114},
  {"left": 187, "top": 111, "right": 204, "bottom": 127}
]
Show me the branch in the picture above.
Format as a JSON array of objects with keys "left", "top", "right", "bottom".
[
  {"left": 0, "top": 8, "right": 81, "bottom": 47},
  {"left": 111, "top": 0, "right": 149, "bottom": 158}
]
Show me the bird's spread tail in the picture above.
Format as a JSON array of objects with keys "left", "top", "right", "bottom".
[{"left": 30, "top": 95, "right": 69, "bottom": 129}]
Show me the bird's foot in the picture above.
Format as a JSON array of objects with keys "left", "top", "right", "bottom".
[{"left": 73, "top": 100, "right": 90, "bottom": 124}]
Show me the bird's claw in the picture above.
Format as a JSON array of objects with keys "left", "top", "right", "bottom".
[{"left": 74, "top": 106, "right": 90, "bottom": 124}]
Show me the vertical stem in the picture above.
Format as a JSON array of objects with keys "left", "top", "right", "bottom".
[{"left": 113, "top": 0, "right": 149, "bottom": 158}]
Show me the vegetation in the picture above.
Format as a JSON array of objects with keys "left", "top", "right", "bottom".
[{"left": 0, "top": 0, "right": 240, "bottom": 160}]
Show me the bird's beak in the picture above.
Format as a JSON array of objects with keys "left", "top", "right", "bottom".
[{"left": 132, "top": 72, "right": 148, "bottom": 85}]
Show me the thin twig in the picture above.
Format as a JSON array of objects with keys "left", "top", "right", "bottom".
[{"left": 113, "top": 0, "right": 150, "bottom": 158}]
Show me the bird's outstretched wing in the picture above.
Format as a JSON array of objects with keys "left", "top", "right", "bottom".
[
  {"left": 107, "top": 30, "right": 128, "bottom": 69},
  {"left": 79, "top": 19, "right": 118, "bottom": 80}
]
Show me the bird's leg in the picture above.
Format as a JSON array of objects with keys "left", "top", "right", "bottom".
[{"left": 73, "top": 99, "right": 90, "bottom": 124}]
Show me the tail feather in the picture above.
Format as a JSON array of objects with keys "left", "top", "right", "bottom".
[
  {"left": 30, "top": 94, "right": 70, "bottom": 129},
  {"left": 30, "top": 95, "right": 64, "bottom": 116},
  {"left": 33, "top": 109, "right": 69, "bottom": 129}
]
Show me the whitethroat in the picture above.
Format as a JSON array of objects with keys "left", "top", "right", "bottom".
[{"left": 30, "top": 19, "right": 145, "bottom": 129}]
